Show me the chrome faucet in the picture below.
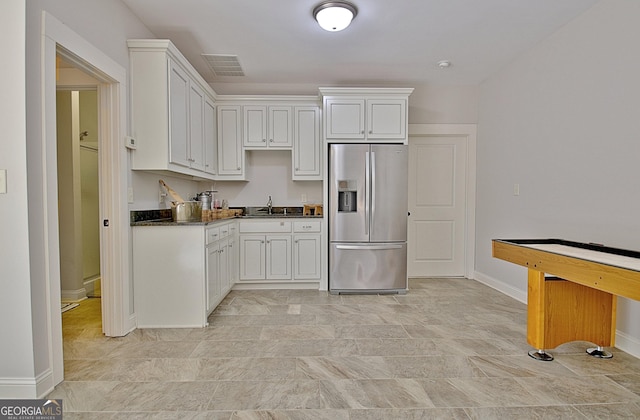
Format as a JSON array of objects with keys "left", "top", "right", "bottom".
[{"left": 267, "top": 195, "right": 273, "bottom": 214}]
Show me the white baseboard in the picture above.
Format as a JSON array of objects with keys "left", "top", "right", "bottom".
[
  {"left": 83, "top": 276, "right": 100, "bottom": 296},
  {"left": 615, "top": 330, "right": 640, "bottom": 359},
  {"left": 473, "top": 271, "right": 640, "bottom": 360},
  {"left": 473, "top": 270, "right": 526, "bottom": 304},
  {"left": 232, "top": 281, "right": 320, "bottom": 290},
  {"left": 0, "top": 369, "right": 54, "bottom": 399},
  {"left": 60, "top": 287, "right": 87, "bottom": 302}
]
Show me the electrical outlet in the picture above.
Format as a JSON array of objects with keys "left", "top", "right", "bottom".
[
  {"left": 159, "top": 189, "right": 166, "bottom": 203},
  {"left": 0, "top": 169, "right": 6, "bottom": 194},
  {"left": 301, "top": 193, "right": 308, "bottom": 203},
  {"left": 513, "top": 184, "right": 520, "bottom": 196},
  {"left": 127, "top": 187, "right": 134, "bottom": 203}
]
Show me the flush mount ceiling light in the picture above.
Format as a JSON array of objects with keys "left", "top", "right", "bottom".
[
  {"left": 437, "top": 60, "right": 452, "bottom": 69},
  {"left": 313, "top": 1, "right": 358, "bottom": 32}
]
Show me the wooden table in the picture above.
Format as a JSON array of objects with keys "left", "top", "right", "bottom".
[{"left": 492, "top": 239, "right": 640, "bottom": 360}]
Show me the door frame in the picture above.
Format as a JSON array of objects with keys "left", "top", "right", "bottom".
[
  {"left": 42, "top": 11, "right": 133, "bottom": 386},
  {"left": 408, "top": 124, "right": 477, "bottom": 279}
]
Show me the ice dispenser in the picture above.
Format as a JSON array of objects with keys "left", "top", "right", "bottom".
[{"left": 337, "top": 180, "right": 357, "bottom": 212}]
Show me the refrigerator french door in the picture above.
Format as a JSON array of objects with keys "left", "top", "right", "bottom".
[{"left": 329, "top": 144, "right": 408, "bottom": 293}]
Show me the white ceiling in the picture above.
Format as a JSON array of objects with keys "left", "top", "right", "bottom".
[{"left": 121, "top": 0, "right": 600, "bottom": 94}]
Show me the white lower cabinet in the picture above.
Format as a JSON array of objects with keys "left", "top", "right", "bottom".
[
  {"left": 238, "top": 219, "right": 321, "bottom": 284},
  {"left": 133, "top": 220, "right": 238, "bottom": 328},
  {"left": 206, "top": 240, "right": 221, "bottom": 314},
  {"left": 239, "top": 234, "right": 291, "bottom": 280},
  {"left": 293, "top": 220, "right": 322, "bottom": 280}
]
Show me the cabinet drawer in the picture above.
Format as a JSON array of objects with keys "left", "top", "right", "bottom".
[
  {"left": 206, "top": 227, "right": 220, "bottom": 244},
  {"left": 239, "top": 220, "right": 292, "bottom": 233},
  {"left": 293, "top": 220, "right": 321, "bottom": 233},
  {"left": 219, "top": 223, "right": 231, "bottom": 238}
]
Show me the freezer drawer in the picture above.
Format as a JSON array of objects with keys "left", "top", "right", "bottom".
[{"left": 329, "top": 242, "right": 407, "bottom": 293}]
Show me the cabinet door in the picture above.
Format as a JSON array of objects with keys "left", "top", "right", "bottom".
[
  {"left": 219, "top": 238, "right": 230, "bottom": 295},
  {"left": 367, "top": 99, "right": 406, "bottom": 139},
  {"left": 293, "top": 106, "right": 321, "bottom": 179},
  {"left": 207, "top": 242, "right": 220, "bottom": 314},
  {"left": 293, "top": 234, "right": 321, "bottom": 280},
  {"left": 266, "top": 235, "right": 291, "bottom": 280},
  {"left": 239, "top": 235, "right": 265, "bottom": 280},
  {"left": 243, "top": 106, "right": 267, "bottom": 148},
  {"left": 269, "top": 106, "right": 293, "bottom": 147},
  {"left": 228, "top": 233, "right": 238, "bottom": 286},
  {"left": 325, "top": 99, "right": 365, "bottom": 139},
  {"left": 203, "top": 97, "right": 217, "bottom": 175},
  {"left": 217, "top": 105, "right": 244, "bottom": 176},
  {"left": 188, "top": 82, "right": 205, "bottom": 171},
  {"left": 168, "top": 60, "right": 190, "bottom": 167}
]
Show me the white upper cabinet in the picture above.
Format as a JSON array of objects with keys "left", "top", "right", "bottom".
[
  {"left": 320, "top": 87, "right": 413, "bottom": 144},
  {"left": 216, "top": 105, "right": 245, "bottom": 179},
  {"left": 367, "top": 99, "right": 407, "bottom": 139},
  {"left": 187, "top": 81, "right": 206, "bottom": 172},
  {"left": 244, "top": 105, "right": 292, "bottom": 148},
  {"left": 292, "top": 106, "right": 321, "bottom": 180},
  {"left": 324, "top": 99, "right": 365, "bottom": 139},
  {"left": 128, "top": 39, "right": 218, "bottom": 180},
  {"left": 203, "top": 97, "right": 217, "bottom": 175}
]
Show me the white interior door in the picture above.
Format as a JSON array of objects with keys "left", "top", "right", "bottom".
[{"left": 408, "top": 135, "right": 468, "bottom": 277}]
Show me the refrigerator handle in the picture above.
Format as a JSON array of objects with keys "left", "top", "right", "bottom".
[
  {"left": 371, "top": 151, "right": 376, "bottom": 226},
  {"left": 336, "top": 244, "right": 404, "bottom": 250},
  {"left": 365, "top": 150, "right": 370, "bottom": 236}
]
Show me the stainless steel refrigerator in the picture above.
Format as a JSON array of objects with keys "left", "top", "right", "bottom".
[{"left": 329, "top": 144, "right": 408, "bottom": 293}]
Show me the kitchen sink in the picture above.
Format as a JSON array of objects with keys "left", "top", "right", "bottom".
[{"left": 243, "top": 206, "right": 304, "bottom": 217}]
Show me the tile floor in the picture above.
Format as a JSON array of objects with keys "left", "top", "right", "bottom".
[{"left": 50, "top": 278, "right": 640, "bottom": 419}]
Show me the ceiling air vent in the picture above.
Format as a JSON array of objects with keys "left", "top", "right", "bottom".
[{"left": 201, "top": 54, "right": 245, "bottom": 77}]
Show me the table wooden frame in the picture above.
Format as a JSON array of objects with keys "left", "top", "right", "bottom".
[{"left": 492, "top": 239, "right": 640, "bottom": 360}]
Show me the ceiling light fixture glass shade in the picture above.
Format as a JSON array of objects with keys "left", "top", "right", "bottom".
[{"left": 313, "top": 1, "right": 358, "bottom": 32}]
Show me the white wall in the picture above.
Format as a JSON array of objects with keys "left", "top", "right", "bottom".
[
  {"left": 475, "top": 0, "right": 640, "bottom": 356},
  {"left": 212, "top": 151, "right": 323, "bottom": 207},
  {"left": 0, "top": 0, "right": 35, "bottom": 397}
]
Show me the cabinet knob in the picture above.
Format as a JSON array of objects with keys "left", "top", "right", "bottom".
[
  {"left": 262, "top": 139, "right": 266, "bottom": 142},
  {"left": 369, "top": 130, "right": 373, "bottom": 134},
  {"left": 269, "top": 139, "right": 273, "bottom": 143},
  {"left": 361, "top": 130, "right": 365, "bottom": 134},
  {"left": 237, "top": 166, "right": 241, "bottom": 170}
]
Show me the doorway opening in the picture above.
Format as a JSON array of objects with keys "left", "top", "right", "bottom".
[
  {"left": 43, "top": 12, "right": 133, "bottom": 389},
  {"left": 56, "top": 57, "right": 102, "bottom": 329}
]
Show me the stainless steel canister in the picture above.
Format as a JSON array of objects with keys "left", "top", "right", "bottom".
[
  {"left": 196, "top": 192, "right": 212, "bottom": 210},
  {"left": 172, "top": 201, "right": 202, "bottom": 222}
]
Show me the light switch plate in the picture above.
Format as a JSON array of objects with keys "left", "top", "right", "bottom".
[
  {"left": 0, "top": 169, "right": 6, "bottom": 194},
  {"left": 125, "top": 136, "right": 137, "bottom": 150}
]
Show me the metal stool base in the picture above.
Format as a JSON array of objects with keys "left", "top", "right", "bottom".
[
  {"left": 528, "top": 349, "right": 554, "bottom": 361},
  {"left": 587, "top": 346, "right": 613, "bottom": 359}
]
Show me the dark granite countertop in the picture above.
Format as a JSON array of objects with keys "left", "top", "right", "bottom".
[{"left": 130, "top": 208, "right": 322, "bottom": 226}]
